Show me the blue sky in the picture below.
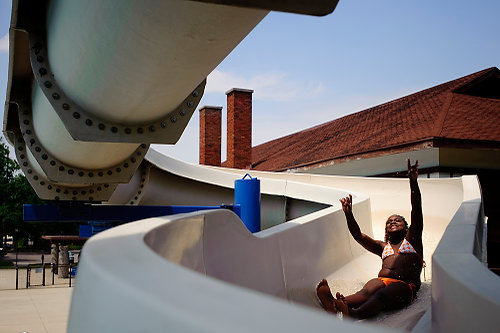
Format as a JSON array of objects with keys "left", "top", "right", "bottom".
[{"left": 1, "top": 0, "right": 499, "bottom": 163}]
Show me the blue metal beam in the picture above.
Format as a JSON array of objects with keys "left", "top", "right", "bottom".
[{"left": 23, "top": 204, "right": 241, "bottom": 223}]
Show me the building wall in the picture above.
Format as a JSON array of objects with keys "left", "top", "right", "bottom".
[
  {"left": 295, "top": 147, "right": 500, "bottom": 178},
  {"left": 298, "top": 148, "right": 439, "bottom": 177}
]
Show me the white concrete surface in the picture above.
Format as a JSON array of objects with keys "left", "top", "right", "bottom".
[
  {"left": 430, "top": 178, "right": 499, "bottom": 332},
  {"left": 68, "top": 150, "right": 496, "bottom": 332},
  {"left": 69, "top": 210, "right": 390, "bottom": 333}
]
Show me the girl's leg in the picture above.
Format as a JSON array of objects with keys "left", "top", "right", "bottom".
[
  {"left": 340, "top": 278, "right": 385, "bottom": 308},
  {"left": 317, "top": 278, "right": 385, "bottom": 314},
  {"left": 343, "top": 281, "right": 413, "bottom": 319},
  {"left": 342, "top": 294, "right": 385, "bottom": 319}
]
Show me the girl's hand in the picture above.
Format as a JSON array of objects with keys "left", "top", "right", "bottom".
[
  {"left": 340, "top": 194, "right": 353, "bottom": 214},
  {"left": 407, "top": 159, "right": 419, "bottom": 181}
]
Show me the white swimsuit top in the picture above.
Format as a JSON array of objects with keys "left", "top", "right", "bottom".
[{"left": 381, "top": 238, "right": 417, "bottom": 260}]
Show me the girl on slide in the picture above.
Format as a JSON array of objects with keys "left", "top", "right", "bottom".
[{"left": 317, "top": 159, "right": 424, "bottom": 318}]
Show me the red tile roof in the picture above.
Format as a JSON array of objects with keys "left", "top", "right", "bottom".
[{"left": 251, "top": 67, "right": 500, "bottom": 171}]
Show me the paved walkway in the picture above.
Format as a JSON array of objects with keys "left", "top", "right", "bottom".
[
  {"left": 0, "top": 286, "right": 72, "bottom": 333},
  {"left": 0, "top": 254, "right": 74, "bottom": 333}
]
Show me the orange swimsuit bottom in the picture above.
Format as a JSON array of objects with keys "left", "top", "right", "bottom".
[{"left": 378, "top": 277, "right": 416, "bottom": 302}]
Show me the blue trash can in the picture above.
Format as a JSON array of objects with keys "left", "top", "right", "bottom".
[{"left": 234, "top": 174, "right": 261, "bottom": 233}]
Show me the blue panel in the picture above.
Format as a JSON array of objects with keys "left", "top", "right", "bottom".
[
  {"left": 79, "top": 225, "right": 92, "bottom": 238},
  {"left": 88, "top": 221, "right": 114, "bottom": 235}
]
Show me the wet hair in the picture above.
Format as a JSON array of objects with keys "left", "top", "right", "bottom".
[{"left": 384, "top": 215, "right": 409, "bottom": 243}]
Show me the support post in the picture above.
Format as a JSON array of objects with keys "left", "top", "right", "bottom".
[
  {"left": 51, "top": 243, "right": 59, "bottom": 274},
  {"left": 42, "top": 254, "right": 45, "bottom": 286},
  {"left": 58, "top": 245, "right": 69, "bottom": 278},
  {"left": 26, "top": 265, "right": 30, "bottom": 288}
]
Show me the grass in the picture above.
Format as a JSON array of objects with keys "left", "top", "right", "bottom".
[{"left": 0, "top": 257, "right": 15, "bottom": 269}]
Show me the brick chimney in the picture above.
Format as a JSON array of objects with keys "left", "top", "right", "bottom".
[
  {"left": 226, "top": 88, "right": 253, "bottom": 169},
  {"left": 199, "top": 106, "right": 222, "bottom": 166}
]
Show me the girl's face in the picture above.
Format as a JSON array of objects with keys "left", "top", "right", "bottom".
[{"left": 386, "top": 215, "right": 406, "bottom": 233}]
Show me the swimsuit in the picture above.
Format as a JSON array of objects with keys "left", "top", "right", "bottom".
[
  {"left": 373, "top": 278, "right": 416, "bottom": 309},
  {"left": 381, "top": 238, "right": 417, "bottom": 259},
  {"left": 379, "top": 239, "right": 419, "bottom": 302},
  {"left": 378, "top": 277, "right": 416, "bottom": 302}
]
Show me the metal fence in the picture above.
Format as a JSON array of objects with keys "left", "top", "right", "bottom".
[{"left": 0, "top": 255, "right": 76, "bottom": 291}]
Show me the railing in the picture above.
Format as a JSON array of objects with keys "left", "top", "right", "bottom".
[{"left": 13, "top": 262, "right": 75, "bottom": 290}]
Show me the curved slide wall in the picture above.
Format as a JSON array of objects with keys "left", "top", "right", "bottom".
[{"left": 68, "top": 150, "right": 499, "bottom": 332}]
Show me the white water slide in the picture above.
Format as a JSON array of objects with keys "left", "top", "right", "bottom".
[{"left": 3, "top": 1, "right": 499, "bottom": 332}]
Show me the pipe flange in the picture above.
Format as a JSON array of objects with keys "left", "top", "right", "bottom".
[
  {"left": 28, "top": 31, "right": 205, "bottom": 144},
  {"left": 14, "top": 134, "right": 117, "bottom": 202},
  {"left": 128, "top": 164, "right": 151, "bottom": 205},
  {"left": 17, "top": 98, "right": 149, "bottom": 185}
]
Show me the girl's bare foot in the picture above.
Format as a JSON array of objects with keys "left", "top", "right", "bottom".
[
  {"left": 335, "top": 293, "right": 350, "bottom": 317},
  {"left": 317, "top": 279, "right": 328, "bottom": 290},
  {"left": 316, "top": 279, "right": 338, "bottom": 314}
]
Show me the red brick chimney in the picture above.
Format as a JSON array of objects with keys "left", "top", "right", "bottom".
[
  {"left": 199, "top": 106, "right": 222, "bottom": 166},
  {"left": 226, "top": 88, "right": 253, "bottom": 169}
]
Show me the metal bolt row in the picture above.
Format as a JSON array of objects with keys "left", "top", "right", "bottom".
[
  {"left": 18, "top": 105, "right": 148, "bottom": 182},
  {"left": 129, "top": 170, "right": 148, "bottom": 205},
  {"left": 15, "top": 136, "right": 110, "bottom": 202}
]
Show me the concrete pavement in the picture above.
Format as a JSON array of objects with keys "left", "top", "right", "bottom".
[
  {"left": 0, "top": 287, "right": 72, "bottom": 333},
  {"left": 0, "top": 268, "right": 73, "bottom": 333}
]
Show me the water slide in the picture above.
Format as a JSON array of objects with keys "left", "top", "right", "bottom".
[{"left": 3, "top": 1, "right": 499, "bottom": 332}]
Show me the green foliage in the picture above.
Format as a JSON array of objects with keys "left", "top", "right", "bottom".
[
  {"left": 0, "top": 137, "right": 79, "bottom": 250},
  {"left": 0, "top": 140, "right": 18, "bottom": 181},
  {"left": 1, "top": 137, "right": 43, "bottom": 241},
  {"left": 68, "top": 244, "right": 83, "bottom": 250}
]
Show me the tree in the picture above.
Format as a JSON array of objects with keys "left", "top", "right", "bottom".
[
  {"left": 0, "top": 137, "right": 18, "bottom": 182},
  {"left": 0, "top": 138, "right": 43, "bottom": 248},
  {"left": 0, "top": 138, "right": 80, "bottom": 250},
  {"left": 0, "top": 137, "right": 20, "bottom": 244}
]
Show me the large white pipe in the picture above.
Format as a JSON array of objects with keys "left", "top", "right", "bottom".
[
  {"left": 32, "top": 84, "right": 138, "bottom": 169},
  {"left": 33, "top": 0, "right": 267, "bottom": 170}
]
